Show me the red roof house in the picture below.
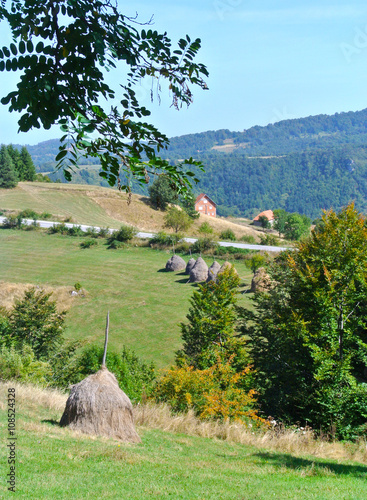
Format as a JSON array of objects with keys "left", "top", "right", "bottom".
[
  {"left": 253, "top": 210, "right": 275, "bottom": 226},
  {"left": 195, "top": 193, "right": 217, "bottom": 217}
]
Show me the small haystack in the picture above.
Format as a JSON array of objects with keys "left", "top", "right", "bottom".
[
  {"left": 59, "top": 313, "right": 141, "bottom": 443},
  {"left": 185, "top": 257, "right": 196, "bottom": 275},
  {"left": 251, "top": 267, "right": 272, "bottom": 293},
  {"left": 166, "top": 254, "right": 186, "bottom": 272},
  {"left": 189, "top": 257, "right": 209, "bottom": 282},
  {"left": 206, "top": 261, "right": 221, "bottom": 282}
]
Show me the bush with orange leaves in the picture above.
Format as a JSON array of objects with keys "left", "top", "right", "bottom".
[{"left": 154, "top": 354, "right": 267, "bottom": 428}]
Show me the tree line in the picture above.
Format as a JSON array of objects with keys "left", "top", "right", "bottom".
[{"left": 0, "top": 144, "right": 36, "bottom": 188}]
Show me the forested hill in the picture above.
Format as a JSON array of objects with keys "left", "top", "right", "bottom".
[
  {"left": 164, "top": 108, "right": 367, "bottom": 157},
  {"left": 21, "top": 107, "right": 367, "bottom": 219}
]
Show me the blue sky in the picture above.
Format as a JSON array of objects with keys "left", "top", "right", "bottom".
[{"left": 1, "top": 0, "right": 367, "bottom": 144}]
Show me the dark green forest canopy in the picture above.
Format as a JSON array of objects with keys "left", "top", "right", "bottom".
[{"left": 17, "top": 106, "right": 367, "bottom": 219}]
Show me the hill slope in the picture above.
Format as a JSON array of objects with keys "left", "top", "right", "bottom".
[
  {"left": 0, "top": 182, "right": 260, "bottom": 239},
  {"left": 1, "top": 381, "right": 367, "bottom": 499},
  {"left": 22, "top": 107, "right": 367, "bottom": 218}
]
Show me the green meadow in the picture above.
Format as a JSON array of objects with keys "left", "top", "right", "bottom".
[
  {"left": 1, "top": 383, "right": 367, "bottom": 500},
  {"left": 0, "top": 228, "right": 253, "bottom": 367}
]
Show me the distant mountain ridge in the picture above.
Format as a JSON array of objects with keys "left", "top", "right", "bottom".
[{"left": 20, "top": 107, "right": 367, "bottom": 219}]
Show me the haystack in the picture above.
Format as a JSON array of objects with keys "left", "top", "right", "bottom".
[
  {"left": 218, "top": 261, "right": 238, "bottom": 276},
  {"left": 206, "top": 261, "right": 221, "bottom": 282},
  {"left": 59, "top": 313, "right": 141, "bottom": 443},
  {"left": 251, "top": 267, "right": 272, "bottom": 293},
  {"left": 166, "top": 254, "right": 186, "bottom": 272},
  {"left": 189, "top": 257, "right": 209, "bottom": 282},
  {"left": 185, "top": 257, "right": 196, "bottom": 275}
]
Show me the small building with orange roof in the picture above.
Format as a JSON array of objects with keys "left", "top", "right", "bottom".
[{"left": 253, "top": 209, "right": 275, "bottom": 226}]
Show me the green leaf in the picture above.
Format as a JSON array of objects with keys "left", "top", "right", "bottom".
[
  {"left": 55, "top": 149, "right": 68, "bottom": 162},
  {"left": 19, "top": 41, "right": 26, "bottom": 54},
  {"left": 10, "top": 43, "right": 17, "bottom": 56},
  {"left": 36, "top": 42, "right": 44, "bottom": 53},
  {"left": 27, "top": 40, "right": 33, "bottom": 53}
]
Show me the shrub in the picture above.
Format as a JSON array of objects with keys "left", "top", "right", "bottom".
[
  {"left": 154, "top": 357, "right": 265, "bottom": 426},
  {"left": 80, "top": 238, "right": 97, "bottom": 249},
  {"left": 67, "top": 225, "right": 84, "bottom": 237},
  {"left": 107, "top": 239, "right": 126, "bottom": 249},
  {"left": 2, "top": 214, "right": 22, "bottom": 229},
  {"left": 24, "top": 219, "right": 39, "bottom": 231},
  {"left": 40, "top": 211, "right": 52, "bottom": 219},
  {"left": 108, "top": 224, "right": 137, "bottom": 243},
  {"left": 198, "top": 221, "right": 213, "bottom": 235},
  {"left": 150, "top": 231, "right": 182, "bottom": 247},
  {"left": 219, "top": 229, "right": 236, "bottom": 242},
  {"left": 191, "top": 237, "right": 218, "bottom": 253},
  {"left": 98, "top": 226, "right": 110, "bottom": 238},
  {"left": 70, "top": 345, "right": 156, "bottom": 403},
  {"left": 259, "top": 234, "right": 280, "bottom": 246},
  {"left": 48, "top": 223, "right": 68, "bottom": 235},
  {"left": 240, "top": 235, "right": 256, "bottom": 244},
  {"left": 213, "top": 246, "right": 251, "bottom": 259},
  {"left": 245, "top": 254, "right": 268, "bottom": 273},
  {"left": 0, "top": 345, "right": 52, "bottom": 385},
  {"left": 19, "top": 209, "right": 38, "bottom": 219}
]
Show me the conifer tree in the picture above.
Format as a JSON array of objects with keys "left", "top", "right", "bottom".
[
  {"left": 0, "top": 144, "right": 18, "bottom": 188},
  {"left": 177, "top": 267, "right": 240, "bottom": 369},
  {"left": 19, "top": 146, "right": 36, "bottom": 181}
]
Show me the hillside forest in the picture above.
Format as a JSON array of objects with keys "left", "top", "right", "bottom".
[{"left": 20, "top": 107, "right": 367, "bottom": 220}]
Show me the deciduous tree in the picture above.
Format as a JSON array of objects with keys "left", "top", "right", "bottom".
[
  {"left": 0, "top": 1, "right": 208, "bottom": 193},
  {"left": 240, "top": 204, "right": 367, "bottom": 437},
  {"left": 164, "top": 206, "right": 192, "bottom": 234}
]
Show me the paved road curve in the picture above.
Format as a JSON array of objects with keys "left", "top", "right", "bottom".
[{"left": 0, "top": 216, "right": 290, "bottom": 253}]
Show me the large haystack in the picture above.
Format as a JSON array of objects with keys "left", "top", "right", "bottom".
[
  {"left": 189, "top": 257, "right": 209, "bottom": 282},
  {"left": 166, "top": 254, "right": 186, "bottom": 272},
  {"left": 59, "top": 312, "right": 141, "bottom": 443},
  {"left": 60, "top": 367, "right": 141, "bottom": 442},
  {"left": 185, "top": 257, "right": 196, "bottom": 275},
  {"left": 206, "top": 261, "right": 221, "bottom": 282}
]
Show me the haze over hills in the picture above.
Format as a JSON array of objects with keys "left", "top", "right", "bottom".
[{"left": 19, "top": 107, "right": 367, "bottom": 219}]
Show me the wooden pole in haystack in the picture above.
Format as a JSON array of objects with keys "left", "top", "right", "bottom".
[
  {"left": 59, "top": 311, "right": 141, "bottom": 443},
  {"left": 101, "top": 311, "right": 109, "bottom": 367}
]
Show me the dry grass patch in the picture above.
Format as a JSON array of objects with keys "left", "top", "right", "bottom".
[
  {"left": 0, "top": 281, "right": 85, "bottom": 312},
  {"left": 1, "top": 381, "right": 367, "bottom": 464},
  {"left": 133, "top": 403, "right": 367, "bottom": 464}
]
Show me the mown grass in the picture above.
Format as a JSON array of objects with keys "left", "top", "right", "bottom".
[
  {"left": 0, "top": 229, "right": 254, "bottom": 367},
  {"left": 1, "top": 382, "right": 367, "bottom": 499},
  {"left": 0, "top": 182, "right": 124, "bottom": 227}
]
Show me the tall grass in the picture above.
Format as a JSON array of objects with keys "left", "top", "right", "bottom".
[{"left": 2, "top": 381, "right": 366, "bottom": 464}]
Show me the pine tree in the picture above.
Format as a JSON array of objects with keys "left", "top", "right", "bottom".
[
  {"left": 19, "top": 146, "right": 36, "bottom": 181},
  {"left": 177, "top": 266, "right": 240, "bottom": 369},
  {"left": 0, "top": 144, "right": 18, "bottom": 188}
]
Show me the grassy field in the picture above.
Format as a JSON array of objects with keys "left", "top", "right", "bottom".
[
  {"left": 0, "top": 228, "right": 254, "bottom": 367},
  {"left": 1, "top": 382, "right": 367, "bottom": 500}
]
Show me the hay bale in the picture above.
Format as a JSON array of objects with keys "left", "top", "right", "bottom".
[
  {"left": 206, "top": 261, "right": 221, "bottom": 282},
  {"left": 165, "top": 254, "right": 186, "bottom": 272},
  {"left": 189, "top": 257, "right": 209, "bottom": 282},
  {"left": 185, "top": 257, "right": 196, "bottom": 275},
  {"left": 251, "top": 267, "right": 272, "bottom": 293},
  {"left": 59, "top": 366, "right": 141, "bottom": 443},
  {"left": 218, "top": 261, "right": 238, "bottom": 276}
]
